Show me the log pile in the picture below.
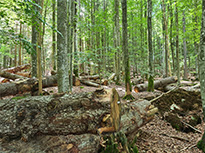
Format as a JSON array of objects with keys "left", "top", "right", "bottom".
[{"left": 0, "top": 88, "right": 157, "bottom": 152}]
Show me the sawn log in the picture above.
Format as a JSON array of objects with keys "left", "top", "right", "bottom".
[
  {"left": 0, "top": 75, "right": 57, "bottom": 97},
  {"left": 0, "top": 88, "right": 156, "bottom": 152},
  {"left": 134, "top": 76, "right": 177, "bottom": 92},
  {"left": 3, "top": 64, "right": 31, "bottom": 73}
]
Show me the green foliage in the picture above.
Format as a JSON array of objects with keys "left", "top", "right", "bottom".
[{"left": 197, "top": 140, "right": 205, "bottom": 153}]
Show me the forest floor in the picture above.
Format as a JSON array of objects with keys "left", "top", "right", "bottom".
[
  {"left": 0, "top": 76, "right": 204, "bottom": 153},
  {"left": 44, "top": 81, "right": 203, "bottom": 153}
]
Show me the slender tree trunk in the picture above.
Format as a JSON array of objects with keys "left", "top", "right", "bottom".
[
  {"left": 37, "top": 0, "right": 44, "bottom": 95},
  {"left": 175, "top": 0, "right": 180, "bottom": 85},
  {"left": 18, "top": 23, "right": 22, "bottom": 66},
  {"left": 57, "top": 0, "right": 69, "bottom": 93},
  {"left": 42, "top": 0, "right": 49, "bottom": 75},
  {"left": 14, "top": 23, "right": 18, "bottom": 67},
  {"left": 121, "top": 0, "right": 133, "bottom": 99},
  {"left": 67, "top": 0, "right": 73, "bottom": 91},
  {"left": 52, "top": 0, "right": 56, "bottom": 71},
  {"left": 169, "top": 0, "right": 175, "bottom": 74},
  {"left": 114, "top": 0, "right": 120, "bottom": 84},
  {"left": 147, "top": 0, "right": 154, "bottom": 91},
  {"left": 73, "top": 0, "right": 79, "bottom": 77},
  {"left": 31, "top": 0, "right": 38, "bottom": 77},
  {"left": 161, "top": 0, "right": 171, "bottom": 77},
  {"left": 183, "top": 11, "right": 188, "bottom": 80}
]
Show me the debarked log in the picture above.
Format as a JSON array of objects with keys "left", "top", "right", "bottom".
[
  {"left": 0, "top": 88, "right": 156, "bottom": 145},
  {"left": 134, "top": 76, "right": 177, "bottom": 92}
]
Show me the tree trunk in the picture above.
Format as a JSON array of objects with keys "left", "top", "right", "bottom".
[
  {"left": 197, "top": 0, "right": 205, "bottom": 151},
  {"left": 0, "top": 88, "right": 156, "bottom": 152},
  {"left": 52, "top": 0, "right": 56, "bottom": 71},
  {"left": 57, "top": 0, "right": 69, "bottom": 93},
  {"left": 169, "top": 0, "right": 175, "bottom": 73},
  {"left": 114, "top": 0, "right": 120, "bottom": 84},
  {"left": 121, "top": 0, "right": 133, "bottom": 99},
  {"left": 31, "top": 0, "right": 38, "bottom": 77},
  {"left": 183, "top": 11, "right": 188, "bottom": 80},
  {"left": 18, "top": 23, "right": 22, "bottom": 66},
  {"left": 37, "top": 0, "right": 44, "bottom": 95},
  {"left": 134, "top": 76, "right": 177, "bottom": 92},
  {"left": 175, "top": 0, "right": 180, "bottom": 85},
  {"left": 147, "top": 0, "right": 154, "bottom": 92},
  {"left": 161, "top": 0, "right": 171, "bottom": 77}
]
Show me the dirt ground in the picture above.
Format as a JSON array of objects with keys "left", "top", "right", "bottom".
[{"left": 0, "top": 77, "right": 204, "bottom": 153}]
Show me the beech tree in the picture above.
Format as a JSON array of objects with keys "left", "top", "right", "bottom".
[
  {"left": 57, "top": 0, "right": 69, "bottom": 93},
  {"left": 121, "top": 0, "right": 133, "bottom": 99}
]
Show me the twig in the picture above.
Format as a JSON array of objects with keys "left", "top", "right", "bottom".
[
  {"left": 159, "top": 133, "right": 190, "bottom": 142},
  {"left": 181, "top": 144, "right": 197, "bottom": 151},
  {"left": 181, "top": 121, "right": 202, "bottom": 134},
  {"left": 150, "top": 87, "right": 178, "bottom": 103}
]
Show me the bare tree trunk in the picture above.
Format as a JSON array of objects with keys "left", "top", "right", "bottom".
[
  {"left": 18, "top": 23, "right": 22, "bottom": 66},
  {"left": 197, "top": 0, "right": 205, "bottom": 151},
  {"left": 121, "top": 0, "right": 133, "bottom": 99},
  {"left": 114, "top": 0, "right": 120, "bottom": 84},
  {"left": 147, "top": 0, "right": 154, "bottom": 92},
  {"left": 183, "top": 11, "right": 188, "bottom": 80},
  {"left": 52, "top": 0, "right": 56, "bottom": 71},
  {"left": 57, "top": 0, "right": 69, "bottom": 93},
  {"left": 175, "top": 0, "right": 180, "bottom": 85}
]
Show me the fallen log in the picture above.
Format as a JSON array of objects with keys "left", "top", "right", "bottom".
[
  {"left": 134, "top": 76, "right": 177, "bottom": 92},
  {"left": 0, "top": 70, "right": 25, "bottom": 80},
  {"left": 0, "top": 75, "right": 57, "bottom": 97},
  {"left": 3, "top": 64, "right": 31, "bottom": 73},
  {"left": 0, "top": 88, "right": 156, "bottom": 152},
  {"left": 96, "top": 79, "right": 109, "bottom": 86},
  {"left": 81, "top": 79, "right": 101, "bottom": 87},
  {"left": 108, "top": 73, "right": 115, "bottom": 80},
  {"left": 79, "top": 75, "right": 100, "bottom": 80},
  {"left": 16, "top": 72, "right": 31, "bottom": 78}
]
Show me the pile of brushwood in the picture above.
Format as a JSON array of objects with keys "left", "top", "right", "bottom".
[{"left": 151, "top": 88, "right": 202, "bottom": 133}]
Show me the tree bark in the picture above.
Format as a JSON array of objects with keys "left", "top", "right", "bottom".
[
  {"left": 134, "top": 76, "right": 177, "bottom": 92},
  {"left": 183, "top": 11, "right": 188, "bottom": 80},
  {"left": 0, "top": 70, "right": 26, "bottom": 80},
  {"left": 121, "top": 0, "right": 133, "bottom": 98},
  {"left": 3, "top": 64, "right": 31, "bottom": 74},
  {"left": 0, "top": 75, "right": 57, "bottom": 97},
  {"left": 147, "top": 0, "right": 154, "bottom": 92},
  {"left": 175, "top": 0, "right": 180, "bottom": 85},
  {"left": 197, "top": 0, "right": 205, "bottom": 151},
  {"left": 57, "top": 0, "right": 69, "bottom": 93},
  {"left": 0, "top": 88, "right": 156, "bottom": 149}
]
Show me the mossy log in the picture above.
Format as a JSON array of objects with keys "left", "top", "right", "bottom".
[
  {"left": 134, "top": 76, "right": 177, "bottom": 92},
  {"left": 0, "top": 88, "right": 156, "bottom": 152}
]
